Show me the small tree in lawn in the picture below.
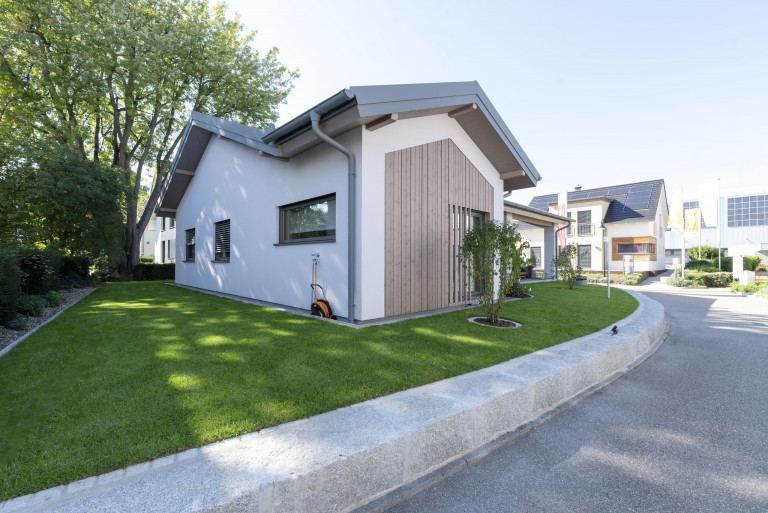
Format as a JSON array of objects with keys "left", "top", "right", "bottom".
[
  {"left": 552, "top": 243, "right": 582, "bottom": 289},
  {"left": 459, "top": 220, "right": 528, "bottom": 325}
]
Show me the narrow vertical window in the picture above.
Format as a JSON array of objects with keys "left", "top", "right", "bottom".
[
  {"left": 185, "top": 228, "right": 195, "bottom": 262},
  {"left": 214, "top": 220, "right": 230, "bottom": 262}
]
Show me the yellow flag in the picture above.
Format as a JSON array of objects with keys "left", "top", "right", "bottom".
[
  {"left": 668, "top": 189, "right": 683, "bottom": 229},
  {"left": 684, "top": 208, "right": 700, "bottom": 233}
]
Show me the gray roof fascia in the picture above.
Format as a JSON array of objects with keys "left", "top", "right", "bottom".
[
  {"left": 155, "top": 119, "right": 194, "bottom": 214},
  {"left": 350, "top": 82, "right": 542, "bottom": 183},
  {"left": 504, "top": 200, "right": 571, "bottom": 223},
  {"left": 156, "top": 112, "right": 280, "bottom": 214},
  {"left": 261, "top": 89, "right": 357, "bottom": 145}
]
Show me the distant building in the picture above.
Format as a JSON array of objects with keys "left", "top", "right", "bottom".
[
  {"left": 518, "top": 179, "right": 668, "bottom": 278},
  {"left": 666, "top": 185, "right": 768, "bottom": 266}
]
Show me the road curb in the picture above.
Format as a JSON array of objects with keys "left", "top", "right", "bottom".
[{"left": 1, "top": 290, "right": 666, "bottom": 513}]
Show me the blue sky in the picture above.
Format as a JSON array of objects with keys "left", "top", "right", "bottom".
[{"left": 225, "top": 0, "right": 767, "bottom": 205}]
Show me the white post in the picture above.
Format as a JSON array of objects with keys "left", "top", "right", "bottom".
[
  {"left": 604, "top": 236, "right": 611, "bottom": 299},
  {"left": 681, "top": 186, "right": 685, "bottom": 280},
  {"left": 718, "top": 178, "right": 722, "bottom": 271}
]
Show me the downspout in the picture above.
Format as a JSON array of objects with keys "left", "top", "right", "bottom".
[{"left": 309, "top": 110, "right": 356, "bottom": 323}]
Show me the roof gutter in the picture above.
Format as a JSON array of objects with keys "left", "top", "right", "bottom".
[
  {"left": 264, "top": 89, "right": 357, "bottom": 145},
  {"left": 309, "top": 109, "right": 357, "bottom": 323}
]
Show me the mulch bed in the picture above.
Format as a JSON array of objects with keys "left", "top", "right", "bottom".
[
  {"left": 0, "top": 286, "right": 98, "bottom": 353},
  {"left": 469, "top": 317, "right": 521, "bottom": 329}
]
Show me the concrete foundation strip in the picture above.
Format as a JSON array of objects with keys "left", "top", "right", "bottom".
[{"left": 2, "top": 290, "right": 666, "bottom": 513}]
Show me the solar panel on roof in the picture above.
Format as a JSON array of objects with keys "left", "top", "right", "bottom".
[
  {"left": 609, "top": 188, "right": 630, "bottom": 195},
  {"left": 570, "top": 192, "right": 589, "bottom": 200},
  {"left": 629, "top": 184, "right": 653, "bottom": 192}
]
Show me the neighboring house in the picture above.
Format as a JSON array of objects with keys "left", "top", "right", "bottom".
[
  {"left": 138, "top": 214, "right": 176, "bottom": 263},
  {"left": 666, "top": 185, "right": 768, "bottom": 266},
  {"left": 520, "top": 180, "right": 668, "bottom": 278},
  {"left": 139, "top": 213, "right": 156, "bottom": 261},
  {"left": 156, "top": 82, "right": 543, "bottom": 323}
]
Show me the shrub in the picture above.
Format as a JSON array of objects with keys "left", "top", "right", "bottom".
[
  {"left": 59, "top": 256, "right": 91, "bottom": 288},
  {"left": 687, "top": 245, "right": 724, "bottom": 261},
  {"left": 0, "top": 247, "right": 22, "bottom": 325},
  {"left": 756, "top": 264, "right": 768, "bottom": 272},
  {"left": 5, "top": 317, "right": 27, "bottom": 331},
  {"left": 132, "top": 263, "right": 176, "bottom": 281},
  {"left": 18, "top": 247, "right": 60, "bottom": 294},
  {"left": 506, "top": 280, "right": 531, "bottom": 298},
  {"left": 668, "top": 269, "right": 732, "bottom": 288},
  {"left": 743, "top": 255, "right": 761, "bottom": 271},
  {"left": 17, "top": 294, "right": 47, "bottom": 317},
  {"left": 584, "top": 273, "right": 643, "bottom": 285},
  {"left": 44, "top": 290, "right": 63, "bottom": 307},
  {"left": 139, "top": 256, "right": 154, "bottom": 264}
]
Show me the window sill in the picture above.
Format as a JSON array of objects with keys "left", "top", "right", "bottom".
[
  {"left": 211, "top": 259, "right": 230, "bottom": 263},
  {"left": 274, "top": 239, "right": 336, "bottom": 246},
  {"left": 183, "top": 259, "right": 195, "bottom": 263}
]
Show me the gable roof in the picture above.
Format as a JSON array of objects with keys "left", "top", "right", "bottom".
[
  {"left": 527, "top": 179, "right": 667, "bottom": 225},
  {"left": 157, "top": 82, "right": 542, "bottom": 216}
]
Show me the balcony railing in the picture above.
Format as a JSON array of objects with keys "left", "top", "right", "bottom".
[{"left": 577, "top": 223, "right": 594, "bottom": 237}]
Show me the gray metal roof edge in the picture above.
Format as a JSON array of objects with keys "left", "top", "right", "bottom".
[
  {"left": 261, "top": 89, "right": 357, "bottom": 144},
  {"left": 504, "top": 200, "right": 571, "bottom": 223},
  {"left": 350, "top": 81, "right": 542, "bottom": 184},
  {"left": 155, "top": 119, "right": 194, "bottom": 214}
]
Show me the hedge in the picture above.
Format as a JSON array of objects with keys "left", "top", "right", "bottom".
[
  {"left": 667, "top": 269, "right": 732, "bottom": 288},
  {"left": 0, "top": 248, "right": 22, "bottom": 325},
  {"left": 584, "top": 273, "right": 643, "bottom": 286},
  {"left": 132, "top": 263, "right": 175, "bottom": 281}
]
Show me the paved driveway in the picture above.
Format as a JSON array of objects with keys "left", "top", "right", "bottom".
[{"left": 388, "top": 277, "right": 768, "bottom": 512}]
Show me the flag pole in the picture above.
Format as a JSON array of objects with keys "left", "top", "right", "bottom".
[
  {"left": 717, "top": 178, "right": 721, "bottom": 271},
  {"left": 681, "top": 186, "right": 685, "bottom": 280}
]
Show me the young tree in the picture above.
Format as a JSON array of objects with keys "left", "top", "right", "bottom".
[
  {"left": 459, "top": 220, "right": 529, "bottom": 325},
  {"left": 552, "top": 243, "right": 584, "bottom": 289},
  {"left": 0, "top": 0, "right": 297, "bottom": 269}
]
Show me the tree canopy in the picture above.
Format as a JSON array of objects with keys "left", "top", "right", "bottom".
[{"left": 0, "top": 0, "right": 297, "bottom": 267}]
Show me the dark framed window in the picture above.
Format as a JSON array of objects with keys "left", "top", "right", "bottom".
[
  {"left": 578, "top": 244, "right": 591, "bottom": 269},
  {"left": 618, "top": 243, "right": 656, "bottom": 254},
  {"left": 214, "top": 219, "right": 230, "bottom": 262},
  {"left": 185, "top": 228, "right": 195, "bottom": 262},
  {"left": 279, "top": 194, "right": 336, "bottom": 244}
]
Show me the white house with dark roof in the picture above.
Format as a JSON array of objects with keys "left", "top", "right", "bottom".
[
  {"left": 519, "top": 180, "right": 668, "bottom": 277},
  {"left": 155, "top": 82, "right": 544, "bottom": 323}
]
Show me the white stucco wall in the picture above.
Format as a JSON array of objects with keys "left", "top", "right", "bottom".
[
  {"left": 174, "top": 130, "right": 361, "bottom": 319},
  {"left": 360, "top": 114, "right": 506, "bottom": 321},
  {"left": 606, "top": 222, "right": 665, "bottom": 272}
]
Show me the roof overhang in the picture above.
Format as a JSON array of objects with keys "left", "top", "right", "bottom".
[
  {"left": 504, "top": 201, "right": 571, "bottom": 227},
  {"left": 158, "top": 82, "right": 543, "bottom": 215}
]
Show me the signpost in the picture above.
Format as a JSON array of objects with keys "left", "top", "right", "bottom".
[{"left": 604, "top": 236, "right": 611, "bottom": 299}]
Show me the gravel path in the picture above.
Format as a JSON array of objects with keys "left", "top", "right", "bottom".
[{"left": 0, "top": 286, "right": 98, "bottom": 353}]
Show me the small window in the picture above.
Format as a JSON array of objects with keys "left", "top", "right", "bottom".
[
  {"left": 170, "top": 218, "right": 176, "bottom": 229},
  {"left": 169, "top": 239, "right": 175, "bottom": 262},
  {"left": 214, "top": 219, "right": 230, "bottom": 262},
  {"left": 618, "top": 243, "right": 655, "bottom": 254},
  {"left": 161, "top": 217, "right": 166, "bottom": 231},
  {"left": 280, "top": 194, "right": 336, "bottom": 244},
  {"left": 185, "top": 228, "right": 195, "bottom": 262}
]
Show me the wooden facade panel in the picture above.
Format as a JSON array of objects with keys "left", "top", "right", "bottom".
[
  {"left": 611, "top": 236, "right": 658, "bottom": 262},
  {"left": 384, "top": 138, "right": 494, "bottom": 316}
]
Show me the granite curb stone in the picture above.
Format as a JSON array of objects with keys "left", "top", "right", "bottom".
[{"left": 1, "top": 290, "right": 665, "bottom": 513}]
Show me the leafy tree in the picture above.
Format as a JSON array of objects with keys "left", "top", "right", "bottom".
[
  {"left": 459, "top": 220, "right": 528, "bottom": 325},
  {"left": 0, "top": 0, "right": 297, "bottom": 269},
  {"left": 0, "top": 140, "right": 128, "bottom": 262}
]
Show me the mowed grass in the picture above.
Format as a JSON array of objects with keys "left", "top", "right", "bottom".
[{"left": 0, "top": 281, "right": 637, "bottom": 499}]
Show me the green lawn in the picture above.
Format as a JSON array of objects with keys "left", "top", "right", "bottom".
[{"left": 0, "top": 281, "right": 637, "bottom": 500}]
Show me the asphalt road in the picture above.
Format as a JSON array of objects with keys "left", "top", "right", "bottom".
[{"left": 387, "top": 276, "right": 768, "bottom": 512}]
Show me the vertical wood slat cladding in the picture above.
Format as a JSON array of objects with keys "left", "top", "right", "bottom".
[{"left": 385, "top": 139, "right": 493, "bottom": 317}]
